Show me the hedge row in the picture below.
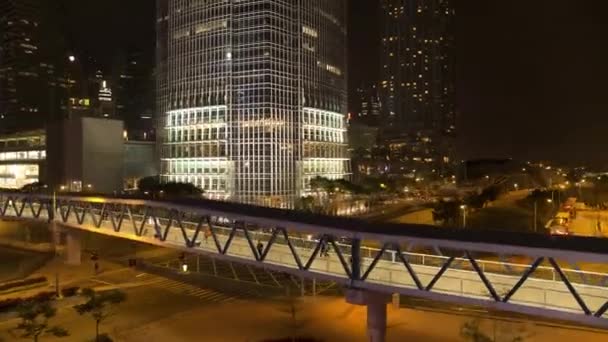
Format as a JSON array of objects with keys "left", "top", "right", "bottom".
[
  {"left": 0, "top": 276, "right": 47, "bottom": 292},
  {"left": 0, "top": 286, "right": 80, "bottom": 313}
]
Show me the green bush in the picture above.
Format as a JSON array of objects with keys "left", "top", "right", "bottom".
[
  {"left": 97, "top": 333, "right": 113, "bottom": 342},
  {"left": 0, "top": 297, "right": 24, "bottom": 312},
  {"left": 31, "top": 291, "right": 56, "bottom": 302},
  {"left": 0, "top": 291, "right": 58, "bottom": 313},
  {"left": 61, "top": 287, "right": 79, "bottom": 297}
]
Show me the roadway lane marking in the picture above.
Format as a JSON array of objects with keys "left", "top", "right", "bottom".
[{"left": 90, "top": 279, "right": 114, "bottom": 285}]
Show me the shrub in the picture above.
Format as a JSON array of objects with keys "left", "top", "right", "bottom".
[
  {"left": 32, "top": 291, "right": 56, "bottom": 302},
  {"left": 97, "top": 333, "right": 113, "bottom": 342},
  {"left": 0, "top": 297, "right": 24, "bottom": 312},
  {"left": 61, "top": 287, "right": 79, "bottom": 298}
]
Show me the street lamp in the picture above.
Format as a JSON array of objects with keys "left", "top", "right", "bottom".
[
  {"left": 533, "top": 198, "right": 553, "bottom": 233},
  {"left": 514, "top": 183, "right": 519, "bottom": 191},
  {"left": 460, "top": 205, "right": 467, "bottom": 228},
  {"left": 547, "top": 198, "right": 554, "bottom": 210}
]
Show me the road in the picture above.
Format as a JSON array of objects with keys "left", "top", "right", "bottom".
[
  {"left": 569, "top": 210, "right": 608, "bottom": 238},
  {"left": 1, "top": 269, "right": 607, "bottom": 341},
  {"left": 0, "top": 230, "right": 607, "bottom": 341},
  {"left": 361, "top": 199, "right": 431, "bottom": 223}
]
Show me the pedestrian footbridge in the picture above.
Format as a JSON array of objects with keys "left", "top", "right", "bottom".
[{"left": 2, "top": 192, "right": 608, "bottom": 338}]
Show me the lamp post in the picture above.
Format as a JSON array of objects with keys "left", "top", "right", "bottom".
[
  {"left": 534, "top": 198, "right": 553, "bottom": 233},
  {"left": 460, "top": 205, "right": 467, "bottom": 228},
  {"left": 534, "top": 200, "right": 537, "bottom": 232}
]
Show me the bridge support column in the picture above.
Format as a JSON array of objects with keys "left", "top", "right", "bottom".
[
  {"left": 65, "top": 230, "right": 82, "bottom": 266},
  {"left": 346, "top": 289, "right": 389, "bottom": 342}
]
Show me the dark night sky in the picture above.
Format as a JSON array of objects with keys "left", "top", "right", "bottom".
[{"left": 59, "top": 0, "right": 608, "bottom": 167}]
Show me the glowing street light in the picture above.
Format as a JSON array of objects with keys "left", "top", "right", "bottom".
[
  {"left": 68, "top": 55, "right": 76, "bottom": 63},
  {"left": 460, "top": 205, "right": 467, "bottom": 228}
]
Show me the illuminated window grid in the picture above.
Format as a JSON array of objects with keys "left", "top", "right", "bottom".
[
  {"left": 0, "top": 164, "right": 39, "bottom": 189},
  {"left": 160, "top": 0, "right": 349, "bottom": 207},
  {"left": 161, "top": 107, "right": 231, "bottom": 199},
  {"left": 301, "top": 108, "right": 350, "bottom": 192}
]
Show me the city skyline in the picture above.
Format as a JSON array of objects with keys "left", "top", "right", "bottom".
[
  {"left": 1, "top": 2, "right": 608, "bottom": 340},
  {"left": 2, "top": 1, "right": 608, "bottom": 165}
]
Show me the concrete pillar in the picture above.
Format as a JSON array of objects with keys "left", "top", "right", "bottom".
[
  {"left": 65, "top": 230, "right": 82, "bottom": 265},
  {"left": 392, "top": 293, "right": 400, "bottom": 309},
  {"left": 351, "top": 239, "right": 362, "bottom": 280},
  {"left": 346, "top": 289, "right": 390, "bottom": 342}
]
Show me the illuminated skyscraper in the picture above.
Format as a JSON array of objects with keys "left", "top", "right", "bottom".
[
  {"left": 157, "top": 0, "right": 349, "bottom": 208},
  {"left": 379, "top": 0, "right": 456, "bottom": 167}
]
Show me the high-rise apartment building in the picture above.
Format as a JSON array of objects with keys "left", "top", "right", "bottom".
[
  {"left": 0, "top": 0, "right": 44, "bottom": 132},
  {"left": 0, "top": 0, "right": 66, "bottom": 134},
  {"left": 379, "top": 0, "right": 456, "bottom": 165},
  {"left": 113, "top": 50, "right": 155, "bottom": 140},
  {"left": 157, "top": 0, "right": 349, "bottom": 208}
]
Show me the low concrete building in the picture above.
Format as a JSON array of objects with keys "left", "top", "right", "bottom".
[
  {"left": 0, "top": 117, "right": 157, "bottom": 193},
  {"left": 47, "top": 117, "right": 124, "bottom": 193}
]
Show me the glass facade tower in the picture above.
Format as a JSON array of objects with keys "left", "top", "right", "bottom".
[{"left": 157, "top": 0, "right": 349, "bottom": 208}]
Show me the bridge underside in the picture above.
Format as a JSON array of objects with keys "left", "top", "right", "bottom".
[{"left": 1, "top": 193, "right": 608, "bottom": 332}]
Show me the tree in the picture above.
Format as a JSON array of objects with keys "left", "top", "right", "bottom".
[
  {"left": 295, "top": 196, "right": 317, "bottom": 213},
  {"left": 137, "top": 176, "right": 160, "bottom": 193},
  {"left": 137, "top": 176, "right": 203, "bottom": 199},
  {"left": 461, "top": 320, "right": 493, "bottom": 342},
  {"left": 590, "top": 175, "right": 608, "bottom": 207},
  {"left": 74, "top": 288, "right": 126, "bottom": 342},
  {"left": 161, "top": 182, "right": 204, "bottom": 197},
  {"left": 461, "top": 319, "right": 530, "bottom": 342},
  {"left": 310, "top": 176, "right": 334, "bottom": 195},
  {"left": 565, "top": 169, "right": 584, "bottom": 185},
  {"left": 481, "top": 185, "right": 501, "bottom": 203},
  {"left": 433, "top": 199, "right": 463, "bottom": 226},
  {"left": 15, "top": 300, "right": 68, "bottom": 342}
]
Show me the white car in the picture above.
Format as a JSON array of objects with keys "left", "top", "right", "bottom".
[{"left": 550, "top": 225, "right": 569, "bottom": 236}]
